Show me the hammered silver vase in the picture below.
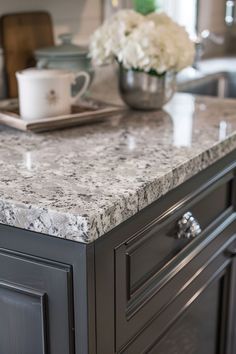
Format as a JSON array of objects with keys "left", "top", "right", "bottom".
[{"left": 119, "top": 66, "right": 176, "bottom": 110}]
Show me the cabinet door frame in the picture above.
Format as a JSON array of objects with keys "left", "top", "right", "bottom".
[
  {"left": 0, "top": 280, "right": 47, "bottom": 354},
  {"left": 0, "top": 225, "right": 96, "bottom": 354},
  {"left": 0, "top": 248, "right": 74, "bottom": 354},
  {"left": 139, "top": 242, "right": 236, "bottom": 354},
  {"left": 222, "top": 256, "right": 236, "bottom": 354}
]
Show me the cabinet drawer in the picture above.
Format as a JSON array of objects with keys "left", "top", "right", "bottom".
[
  {"left": 114, "top": 170, "right": 235, "bottom": 351},
  {"left": 121, "top": 222, "right": 236, "bottom": 354},
  {"left": 128, "top": 176, "right": 232, "bottom": 295}
]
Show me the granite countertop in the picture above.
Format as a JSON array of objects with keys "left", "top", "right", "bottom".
[{"left": 1, "top": 93, "right": 236, "bottom": 243}]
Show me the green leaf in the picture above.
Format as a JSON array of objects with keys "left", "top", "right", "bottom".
[
  {"left": 131, "top": 66, "right": 166, "bottom": 77},
  {"left": 133, "top": 0, "right": 159, "bottom": 15}
]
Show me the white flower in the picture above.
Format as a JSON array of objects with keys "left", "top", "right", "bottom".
[
  {"left": 89, "top": 10, "right": 144, "bottom": 66},
  {"left": 89, "top": 10, "right": 195, "bottom": 74},
  {"left": 147, "top": 12, "right": 175, "bottom": 26}
]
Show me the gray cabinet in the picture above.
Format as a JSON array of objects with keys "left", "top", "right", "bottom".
[
  {"left": 95, "top": 150, "right": 236, "bottom": 353},
  {"left": 0, "top": 230, "right": 96, "bottom": 354},
  {"left": 1, "top": 151, "right": 236, "bottom": 354}
]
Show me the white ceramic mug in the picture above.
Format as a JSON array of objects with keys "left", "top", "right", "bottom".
[{"left": 16, "top": 69, "right": 90, "bottom": 121}]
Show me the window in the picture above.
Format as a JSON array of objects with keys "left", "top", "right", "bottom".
[
  {"left": 104, "top": 0, "right": 198, "bottom": 36},
  {"left": 159, "top": 0, "right": 198, "bottom": 36}
]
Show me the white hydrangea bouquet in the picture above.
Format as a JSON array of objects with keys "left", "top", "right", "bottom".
[
  {"left": 89, "top": 10, "right": 195, "bottom": 76},
  {"left": 89, "top": 10, "right": 195, "bottom": 109}
]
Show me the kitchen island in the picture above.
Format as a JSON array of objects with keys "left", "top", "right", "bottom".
[{"left": 1, "top": 93, "right": 236, "bottom": 354}]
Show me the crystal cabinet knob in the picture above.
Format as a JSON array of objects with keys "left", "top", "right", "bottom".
[{"left": 177, "top": 212, "right": 202, "bottom": 240}]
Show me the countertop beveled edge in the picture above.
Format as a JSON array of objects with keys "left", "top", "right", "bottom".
[{"left": 1, "top": 132, "right": 236, "bottom": 244}]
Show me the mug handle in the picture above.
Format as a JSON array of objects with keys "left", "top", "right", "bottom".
[{"left": 71, "top": 71, "right": 90, "bottom": 105}]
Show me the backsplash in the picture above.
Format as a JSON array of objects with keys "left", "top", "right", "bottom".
[
  {"left": 0, "top": 0, "right": 102, "bottom": 45},
  {"left": 0, "top": 0, "right": 232, "bottom": 63}
]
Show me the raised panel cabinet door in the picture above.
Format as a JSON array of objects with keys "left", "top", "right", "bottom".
[
  {"left": 224, "top": 254, "right": 236, "bottom": 354},
  {"left": 0, "top": 282, "right": 47, "bottom": 354},
  {"left": 0, "top": 249, "right": 74, "bottom": 354},
  {"left": 143, "top": 242, "right": 236, "bottom": 354},
  {"left": 149, "top": 279, "right": 221, "bottom": 354}
]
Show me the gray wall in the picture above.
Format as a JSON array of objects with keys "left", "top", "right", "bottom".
[
  {"left": 0, "top": 0, "right": 232, "bottom": 55},
  {"left": 0, "top": 0, "right": 102, "bottom": 45}
]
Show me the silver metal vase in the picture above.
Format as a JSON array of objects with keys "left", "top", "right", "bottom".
[{"left": 118, "top": 66, "right": 176, "bottom": 110}]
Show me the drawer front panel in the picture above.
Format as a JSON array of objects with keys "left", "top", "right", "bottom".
[
  {"left": 115, "top": 171, "right": 236, "bottom": 351},
  {"left": 128, "top": 176, "right": 233, "bottom": 295}
]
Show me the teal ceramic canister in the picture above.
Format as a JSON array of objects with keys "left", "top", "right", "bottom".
[{"left": 34, "top": 33, "right": 94, "bottom": 93}]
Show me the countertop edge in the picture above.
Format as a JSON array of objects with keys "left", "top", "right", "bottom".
[{"left": 1, "top": 132, "right": 236, "bottom": 244}]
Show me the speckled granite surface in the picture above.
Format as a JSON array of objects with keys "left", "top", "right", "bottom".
[{"left": 1, "top": 93, "right": 236, "bottom": 243}]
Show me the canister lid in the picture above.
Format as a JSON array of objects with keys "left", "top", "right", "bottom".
[{"left": 35, "top": 33, "right": 88, "bottom": 58}]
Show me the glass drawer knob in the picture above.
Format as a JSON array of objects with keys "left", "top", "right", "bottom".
[{"left": 177, "top": 212, "right": 202, "bottom": 240}]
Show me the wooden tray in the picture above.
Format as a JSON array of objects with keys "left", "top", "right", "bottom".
[{"left": 0, "top": 98, "right": 125, "bottom": 133}]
